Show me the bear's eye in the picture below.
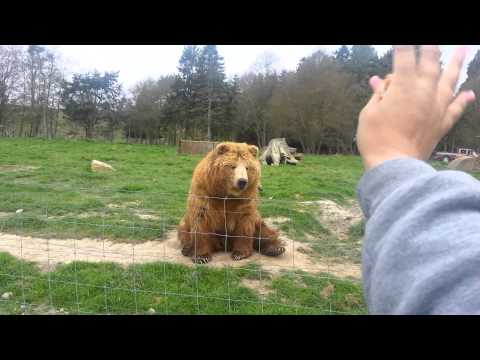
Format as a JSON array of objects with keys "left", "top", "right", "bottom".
[
  {"left": 246, "top": 167, "right": 249, "bottom": 170},
  {"left": 230, "top": 165, "right": 236, "bottom": 169}
]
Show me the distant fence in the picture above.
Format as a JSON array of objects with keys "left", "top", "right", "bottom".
[{"left": 178, "top": 140, "right": 219, "bottom": 155}]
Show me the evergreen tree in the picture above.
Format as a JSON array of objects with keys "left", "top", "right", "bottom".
[
  {"left": 192, "top": 45, "right": 227, "bottom": 140},
  {"left": 334, "top": 45, "right": 351, "bottom": 66},
  {"left": 222, "top": 75, "right": 240, "bottom": 139},
  {"left": 467, "top": 50, "right": 480, "bottom": 80},
  {"left": 377, "top": 48, "right": 393, "bottom": 78},
  {"left": 164, "top": 46, "right": 199, "bottom": 138},
  {"left": 348, "top": 45, "right": 379, "bottom": 84}
]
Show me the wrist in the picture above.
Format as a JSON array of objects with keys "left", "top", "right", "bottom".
[{"left": 363, "top": 152, "right": 416, "bottom": 171}]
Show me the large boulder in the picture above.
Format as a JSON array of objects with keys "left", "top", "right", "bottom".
[{"left": 91, "top": 160, "right": 115, "bottom": 172}]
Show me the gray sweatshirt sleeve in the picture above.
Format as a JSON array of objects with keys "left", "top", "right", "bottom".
[{"left": 357, "top": 158, "right": 480, "bottom": 314}]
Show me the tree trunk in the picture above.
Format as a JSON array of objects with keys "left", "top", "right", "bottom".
[
  {"left": 85, "top": 122, "right": 94, "bottom": 139},
  {"left": 262, "top": 119, "right": 267, "bottom": 149},
  {"left": 207, "top": 96, "right": 212, "bottom": 141}
]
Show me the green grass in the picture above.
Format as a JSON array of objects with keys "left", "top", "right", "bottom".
[
  {"left": 0, "top": 138, "right": 367, "bottom": 314},
  {"left": 0, "top": 138, "right": 364, "bottom": 245},
  {"left": 0, "top": 252, "right": 366, "bottom": 315}
]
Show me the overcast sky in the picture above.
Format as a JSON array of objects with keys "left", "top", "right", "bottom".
[{"left": 48, "top": 45, "right": 479, "bottom": 93}]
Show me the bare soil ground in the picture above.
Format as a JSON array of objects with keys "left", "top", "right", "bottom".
[
  {"left": 0, "top": 200, "right": 363, "bottom": 280},
  {"left": 0, "top": 165, "right": 39, "bottom": 172},
  {"left": 0, "top": 228, "right": 360, "bottom": 279},
  {"left": 301, "top": 199, "right": 363, "bottom": 241}
]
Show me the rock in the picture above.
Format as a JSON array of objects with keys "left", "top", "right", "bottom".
[
  {"left": 16, "top": 209, "right": 24, "bottom": 214},
  {"left": 1, "top": 292, "right": 13, "bottom": 300},
  {"left": 147, "top": 308, "right": 156, "bottom": 314},
  {"left": 91, "top": 160, "right": 115, "bottom": 172}
]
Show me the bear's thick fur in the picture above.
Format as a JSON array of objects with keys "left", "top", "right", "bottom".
[{"left": 178, "top": 142, "right": 286, "bottom": 264}]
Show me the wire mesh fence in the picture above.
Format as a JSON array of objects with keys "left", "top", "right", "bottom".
[{"left": 0, "top": 186, "right": 365, "bottom": 315}]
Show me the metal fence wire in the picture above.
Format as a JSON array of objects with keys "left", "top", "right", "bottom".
[{"left": 0, "top": 187, "right": 364, "bottom": 315}]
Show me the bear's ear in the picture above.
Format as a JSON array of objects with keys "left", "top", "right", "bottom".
[
  {"left": 215, "top": 143, "right": 230, "bottom": 156},
  {"left": 248, "top": 145, "right": 259, "bottom": 157}
]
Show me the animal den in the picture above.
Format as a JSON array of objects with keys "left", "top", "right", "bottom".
[{"left": 260, "top": 138, "right": 303, "bottom": 166}]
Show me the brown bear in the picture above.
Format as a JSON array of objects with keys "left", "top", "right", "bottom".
[{"left": 178, "top": 141, "right": 286, "bottom": 264}]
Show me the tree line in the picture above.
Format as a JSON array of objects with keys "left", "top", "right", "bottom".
[{"left": 0, "top": 45, "right": 479, "bottom": 154}]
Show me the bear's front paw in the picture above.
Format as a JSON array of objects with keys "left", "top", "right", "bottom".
[
  {"left": 262, "top": 246, "right": 285, "bottom": 257},
  {"left": 181, "top": 246, "right": 192, "bottom": 257},
  {"left": 192, "top": 254, "right": 211, "bottom": 264},
  {"left": 231, "top": 251, "right": 252, "bottom": 261}
]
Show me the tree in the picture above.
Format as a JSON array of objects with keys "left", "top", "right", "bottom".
[
  {"left": 127, "top": 75, "right": 175, "bottom": 144},
  {"left": 195, "top": 45, "right": 227, "bottom": 140},
  {"left": 348, "top": 45, "right": 379, "bottom": 84},
  {"left": 0, "top": 45, "right": 23, "bottom": 136},
  {"left": 222, "top": 75, "right": 241, "bottom": 140},
  {"left": 39, "top": 50, "right": 62, "bottom": 139},
  {"left": 62, "top": 71, "right": 122, "bottom": 139},
  {"left": 25, "top": 45, "right": 46, "bottom": 137},
  {"left": 467, "top": 50, "right": 480, "bottom": 80},
  {"left": 270, "top": 50, "right": 356, "bottom": 153},
  {"left": 377, "top": 48, "right": 393, "bottom": 78},
  {"left": 238, "top": 71, "right": 278, "bottom": 148},
  {"left": 163, "top": 46, "right": 199, "bottom": 139},
  {"left": 250, "top": 51, "right": 279, "bottom": 74},
  {"left": 334, "top": 45, "right": 351, "bottom": 66},
  {"left": 447, "top": 50, "right": 480, "bottom": 152}
]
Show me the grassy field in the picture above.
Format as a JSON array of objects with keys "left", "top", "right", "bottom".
[{"left": 0, "top": 138, "right": 367, "bottom": 315}]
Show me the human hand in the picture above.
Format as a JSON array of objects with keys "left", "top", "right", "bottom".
[{"left": 357, "top": 45, "right": 476, "bottom": 170}]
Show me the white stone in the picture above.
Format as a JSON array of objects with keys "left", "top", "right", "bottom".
[
  {"left": 16, "top": 209, "right": 24, "bottom": 214},
  {"left": 1, "top": 292, "right": 13, "bottom": 300},
  {"left": 147, "top": 308, "right": 156, "bottom": 314},
  {"left": 91, "top": 160, "right": 115, "bottom": 172}
]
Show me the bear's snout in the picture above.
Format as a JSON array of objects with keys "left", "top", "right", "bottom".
[{"left": 237, "top": 178, "right": 248, "bottom": 190}]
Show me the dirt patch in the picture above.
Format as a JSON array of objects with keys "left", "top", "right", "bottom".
[
  {"left": 264, "top": 217, "right": 290, "bottom": 226},
  {"left": 241, "top": 279, "right": 272, "bottom": 297},
  {"left": 0, "top": 212, "right": 12, "bottom": 219},
  {"left": 106, "top": 204, "right": 122, "bottom": 209},
  {"left": 302, "top": 199, "right": 363, "bottom": 241},
  {"left": 106, "top": 203, "right": 160, "bottom": 220},
  {"left": 0, "top": 165, "right": 39, "bottom": 173},
  {"left": 107, "top": 201, "right": 141, "bottom": 209},
  {"left": 49, "top": 211, "right": 102, "bottom": 220},
  {"left": 50, "top": 208, "right": 160, "bottom": 221},
  {"left": 0, "top": 228, "right": 361, "bottom": 279},
  {"left": 135, "top": 213, "right": 160, "bottom": 221},
  {"left": 133, "top": 210, "right": 160, "bottom": 221}
]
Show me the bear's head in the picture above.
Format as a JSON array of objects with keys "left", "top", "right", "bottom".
[{"left": 207, "top": 142, "right": 260, "bottom": 198}]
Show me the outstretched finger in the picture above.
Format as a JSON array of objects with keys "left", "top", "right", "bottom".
[
  {"left": 439, "top": 46, "right": 469, "bottom": 94},
  {"left": 418, "top": 45, "right": 441, "bottom": 82},
  {"left": 393, "top": 45, "right": 416, "bottom": 77},
  {"left": 442, "top": 90, "right": 476, "bottom": 132}
]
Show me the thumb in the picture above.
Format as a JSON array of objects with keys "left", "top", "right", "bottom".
[{"left": 365, "top": 75, "right": 385, "bottom": 107}]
